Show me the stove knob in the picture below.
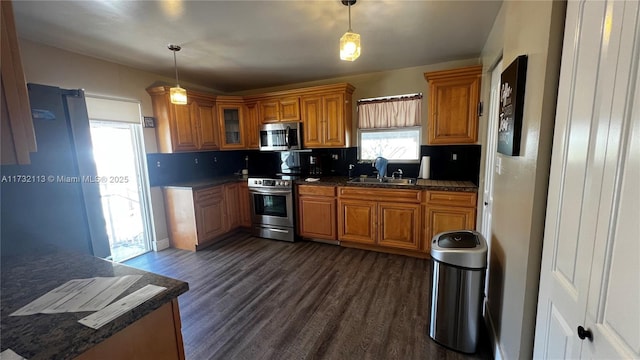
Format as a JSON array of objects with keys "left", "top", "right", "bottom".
[
  {"left": 284, "top": 181, "right": 289, "bottom": 186},
  {"left": 277, "top": 180, "right": 282, "bottom": 186}
]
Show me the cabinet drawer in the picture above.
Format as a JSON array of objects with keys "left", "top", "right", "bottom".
[
  {"left": 339, "top": 187, "right": 421, "bottom": 203},
  {"left": 194, "top": 186, "right": 223, "bottom": 202},
  {"left": 425, "top": 190, "right": 477, "bottom": 207},
  {"left": 298, "top": 185, "right": 335, "bottom": 197}
]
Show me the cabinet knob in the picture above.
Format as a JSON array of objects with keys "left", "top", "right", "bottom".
[{"left": 577, "top": 326, "right": 593, "bottom": 341}]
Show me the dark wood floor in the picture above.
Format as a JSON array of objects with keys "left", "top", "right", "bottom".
[{"left": 126, "top": 233, "right": 492, "bottom": 360}]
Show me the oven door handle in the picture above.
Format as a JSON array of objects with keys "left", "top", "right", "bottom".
[{"left": 249, "top": 189, "right": 292, "bottom": 195}]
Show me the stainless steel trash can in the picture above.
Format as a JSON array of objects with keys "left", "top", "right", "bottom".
[{"left": 429, "top": 230, "right": 487, "bottom": 353}]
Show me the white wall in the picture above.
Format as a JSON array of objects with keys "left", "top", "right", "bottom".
[
  {"left": 18, "top": 38, "right": 220, "bottom": 246},
  {"left": 477, "top": 1, "right": 566, "bottom": 359}
]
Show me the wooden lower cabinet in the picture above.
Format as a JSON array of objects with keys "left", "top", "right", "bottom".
[
  {"left": 224, "top": 183, "right": 240, "bottom": 231},
  {"left": 423, "top": 190, "right": 477, "bottom": 253},
  {"left": 338, "top": 187, "right": 422, "bottom": 252},
  {"left": 164, "top": 181, "right": 251, "bottom": 251},
  {"left": 338, "top": 199, "right": 376, "bottom": 244},
  {"left": 378, "top": 202, "right": 421, "bottom": 250},
  {"left": 297, "top": 185, "right": 337, "bottom": 241},
  {"left": 239, "top": 182, "right": 252, "bottom": 227},
  {"left": 75, "top": 299, "right": 185, "bottom": 360}
]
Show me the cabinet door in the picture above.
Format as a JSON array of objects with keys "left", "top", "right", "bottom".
[
  {"left": 425, "top": 66, "right": 481, "bottom": 145},
  {"left": 338, "top": 199, "right": 376, "bottom": 244},
  {"left": 424, "top": 205, "right": 476, "bottom": 252},
  {"left": 323, "top": 93, "right": 346, "bottom": 147},
  {"left": 298, "top": 196, "right": 336, "bottom": 240},
  {"left": 195, "top": 191, "right": 226, "bottom": 244},
  {"left": 301, "top": 95, "right": 323, "bottom": 147},
  {"left": 238, "top": 182, "right": 252, "bottom": 227},
  {"left": 193, "top": 100, "right": 219, "bottom": 150},
  {"left": 171, "top": 101, "right": 199, "bottom": 151},
  {"left": 279, "top": 96, "right": 300, "bottom": 121},
  {"left": 260, "top": 100, "right": 280, "bottom": 123},
  {"left": 243, "top": 102, "right": 260, "bottom": 149},
  {"left": 224, "top": 183, "right": 240, "bottom": 231},
  {"left": 378, "top": 202, "right": 421, "bottom": 250},
  {"left": 218, "top": 104, "right": 245, "bottom": 149}
]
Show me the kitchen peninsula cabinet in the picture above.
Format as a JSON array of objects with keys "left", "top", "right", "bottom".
[
  {"left": 217, "top": 96, "right": 245, "bottom": 149},
  {"left": 301, "top": 83, "right": 354, "bottom": 148},
  {"left": 164, "top": 185, "right": 226, "bottom": 251},
  {"left": 424, "top": 65, "right": 482, "bottom": 144},
  {"left": 423, "top": 190, "right": 477, "bottom": 252},
  {"left": 297, "top": 185, "right": 337, "bottom": 241},
  {"left": 259, "top": 96, "right": 300, "bottom": 123},
  {"left": 147, "top": 86, "right": 219, "bottom": 153},
  {"left": 338, "top": 187, "right": 422, "bottom": 252}
]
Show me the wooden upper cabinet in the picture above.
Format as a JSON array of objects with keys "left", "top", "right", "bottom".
[
  {"left": 259, "top": 96, "right": 300, "bottom": 123},
  {"left": 147, "top": 86, "right": 219, "bottom": 153},
  {"left": 192, "top": 97, "right": 219, "bottom": 151},
  {"left": 424, "top": 65, "right": 482, "bottom": 144},
  {"left": 243, "top": 102, "right": 260, "bottom": 149},
  {"left": 217, "top": 97, "right": 245, "bottom": 150},
  {"left": 300, "top": 83, "right": 354, "bottom": 148},
  {"left": 1, "top": 0, "right": 37, "bottom": 165}
]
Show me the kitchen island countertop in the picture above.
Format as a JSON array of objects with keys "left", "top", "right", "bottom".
[{"left": 0, "top": 245, "right": 189, "bottom": 360}]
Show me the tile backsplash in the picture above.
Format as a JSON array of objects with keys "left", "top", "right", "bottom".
[{"left": 147, "top": 145, "right": 481, "bottom": 187}]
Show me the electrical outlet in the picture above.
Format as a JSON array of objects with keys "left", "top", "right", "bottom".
[
  {"left": 194, "top": 158, "right": 199, "bottom": 164},
  {"left": 452, "top": 153, "right": 458, "bottom": 161},
  {"left": 332, "top": 154, "right": 339, "bottom": 160},
  {"left": 156, "top": 161, "right": 161, "bottom": 168},
  {"left": 495, "top": 156, "right": 502, "bottom": 175},
  {"left": 213, "top": 157, "right": 217, "bottom": 163}
]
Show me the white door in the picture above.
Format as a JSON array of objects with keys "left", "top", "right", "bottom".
[
  {"left": 480, "top": 59, "right": 502, "bottom": 246},
  {"left": 534, "top": 1, "right": 640, "bottom": 359}
]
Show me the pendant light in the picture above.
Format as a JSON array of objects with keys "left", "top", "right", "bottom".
[
  {"left": 168, "top": 44, "right": 187, "bottom": 105},
  {"left": 339, "top": 0, "right": 360, "bottom": 61}
]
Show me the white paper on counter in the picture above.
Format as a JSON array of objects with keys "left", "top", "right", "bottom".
[
  {"left": 10, "top": 275, "right": 142, "bottom": 316},
  {"left": 78, "top": 284, "right": 166, "bottom": 330},
  {"left": 0, "top": 348, "right": 28, "bottom": 360}
]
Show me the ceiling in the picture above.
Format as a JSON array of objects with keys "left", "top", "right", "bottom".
[{"left": 12, "top": 0, "right": 502, "bottom": 93}]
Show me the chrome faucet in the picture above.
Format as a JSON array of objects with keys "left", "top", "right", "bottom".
[{"left": 392, "top": 169, "right": 403, "bottom": 179}]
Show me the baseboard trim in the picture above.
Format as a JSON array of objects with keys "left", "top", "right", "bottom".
[
  {"left": 484, "top": 300, "right": 505, "bottom": 360},
  {"left": 153, "top": 238, "right": 170, "bottom": 252}
]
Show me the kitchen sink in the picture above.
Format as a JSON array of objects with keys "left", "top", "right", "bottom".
[{"left": 348, "top": 177, "right": 417, "bottom": 185}]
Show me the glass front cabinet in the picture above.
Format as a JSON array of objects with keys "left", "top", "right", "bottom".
[{"left": 217, "top": 97, "right": 245, "bottom": 149}]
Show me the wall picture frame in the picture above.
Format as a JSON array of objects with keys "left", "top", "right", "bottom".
[
  {"left": 498, "top": 55, "right": 528, "bottom": 156},
  {"left": 143, "top": 116, "right": 155, "bottom": 128}
]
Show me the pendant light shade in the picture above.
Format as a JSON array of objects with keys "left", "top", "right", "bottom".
[
  {"left": 340, "top": 0, "right": 360, "bottom": 61},
  {"left": 168, "top": 44, "right": 187, "bottom": 105}
]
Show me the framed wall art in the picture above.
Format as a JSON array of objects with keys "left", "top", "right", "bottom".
[{"left": 498, "top": 55, "right": 528, "bottom": 156}]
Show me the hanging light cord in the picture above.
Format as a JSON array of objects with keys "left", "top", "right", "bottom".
[
  {"left": 348, "top": 2, "right": 352, "bottom": 32},
  {"left": 173, "top": 50, "right": 180, "bottom": 86}
]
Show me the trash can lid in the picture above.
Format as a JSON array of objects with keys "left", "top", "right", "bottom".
[{"left": 430, "top": 230, "right": 487, "bottom": 268}]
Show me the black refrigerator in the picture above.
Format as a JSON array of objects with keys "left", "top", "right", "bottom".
[{"left": 1, "top": 84, "right": 110, "bottom": 258}]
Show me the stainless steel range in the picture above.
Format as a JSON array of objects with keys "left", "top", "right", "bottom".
[{"left": 248, "top": 177, "right": 296, "bottom": 242}]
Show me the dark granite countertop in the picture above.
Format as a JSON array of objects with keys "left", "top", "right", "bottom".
[
  {"left": 162, "top": 175, "right": 248, "bottom": 190},
  {"left": 0, "top": 248, "right": 189, "bottom": 360},
  {"left": 295, "top": 176, "right": 478, "bottom": 192}
]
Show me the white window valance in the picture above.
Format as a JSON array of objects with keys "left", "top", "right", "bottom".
[
  {"left": 357, "top": 94, "right": 422, "bottom": 129},
  {"left": 85, "top": 95, "right": 142, "bottom": 124}
]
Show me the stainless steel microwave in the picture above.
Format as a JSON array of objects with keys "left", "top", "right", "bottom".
[{"left": 259, "top": 122, "right": 302, "bottom": 151}]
